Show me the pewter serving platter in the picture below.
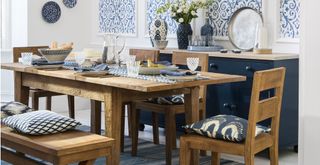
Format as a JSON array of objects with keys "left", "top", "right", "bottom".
[{"left": 228, "top": 7, "right": 263, "bottom": 51}]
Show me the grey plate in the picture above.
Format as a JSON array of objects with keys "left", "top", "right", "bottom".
[{"left": 228, "top": 7, "right": 263, "bottom": 51}]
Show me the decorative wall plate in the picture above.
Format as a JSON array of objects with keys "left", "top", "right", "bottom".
[
  {"left": 63, "top": 0, "right": 77, "bottom": 8},
  {"left": 42, "top": 1, "right": 61, "bottom": 23}
]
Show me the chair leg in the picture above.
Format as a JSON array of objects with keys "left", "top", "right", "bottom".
[
  {"left": 200, "top": 109, "right": 207, "bottom": 156},
  {"left": 244, "top": 154, "right": 255, "bottom": 165},
  {"left": 131, "top": 103, "right": 140, "bottom": 156},
  {"left": 31, "top": 93, "right": 39, "bottom": 110},
  {"left": 269, "top": 144, "right": 279, "bottom": 165},
  {"left": 164, "top": 110, "right": 175, "bottom": 165},
  {"left": 211, "top": 152, "right": 220, "bottom": 165},
  {"left": 179, "top": 136, "right": 191, "bottom": 165},
  {"left": 151, "top": 112, "right": 159, "bottom": 145},
  {"left": 67, "top": 95, "right": 75, "bottom": 119},
  {"left": 46, "top": 96, "right": 52, "bottom": 110},
  {"left": 121, "top": 104, "right": 125, "bottom": 152}
]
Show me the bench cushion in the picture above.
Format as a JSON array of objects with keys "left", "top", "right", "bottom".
[
  {"left": 1, "top": 101, "right": 33, "bottom": 119},
  {"left": 2, "top": 110, "right": 81, "bottom": 135}
]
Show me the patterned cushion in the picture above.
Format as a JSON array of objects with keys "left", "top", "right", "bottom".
[
  {"left": 184, "top": 115, "right": 269, "bottom": 142},
  {"left": 2, "top": 110, "right": 81, "bottom": 135},
  {"left": 1, "top": 101, "right": 33, "bottom": 119},
  {"left": 146, "top": 95, "right": 184, "bottom": 105}
]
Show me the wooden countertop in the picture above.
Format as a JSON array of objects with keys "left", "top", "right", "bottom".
[{"left": 159, "top": 48, "right": 299, "bottom": 61}]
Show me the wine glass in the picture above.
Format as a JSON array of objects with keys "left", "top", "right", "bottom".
[
  {"left": 112, "top": 35, "right": 126, "bottom": 67},
  {"left": 187, "top": 57, "right": 199, "bottom": 72}
]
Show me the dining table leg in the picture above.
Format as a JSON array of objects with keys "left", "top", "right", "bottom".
[
  {"left": 184, "top": 86, "right": 200, "bottom": 165},
  {"left": 104, "top": 88, "right": 122, "bottom": 165},
  {"left": 14, "top": 72, "right": 29, "bottom": 105},
  {"left": 90, "top": 100, "right": 102, "bottom": 134}
]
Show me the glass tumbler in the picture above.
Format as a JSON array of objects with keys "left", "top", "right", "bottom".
[
  {"left": 21, "top": 52, "right": 33, "bottom": 65},
  {"left": 126, "top": 61, "right": 140, "bottom": 77}
]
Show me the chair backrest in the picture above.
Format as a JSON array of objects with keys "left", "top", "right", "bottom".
[
  {"left": 245, "top": 67, "right": 286, "bottom": 147},
  {"left": 172, "top": 51, "right": 209, "bottom": 102},
  {"left": 13, "top": 46, "right": 49, "bottom": 62},
  {"left": 129, "top": 49, "right": 160, "bottom": 62}
]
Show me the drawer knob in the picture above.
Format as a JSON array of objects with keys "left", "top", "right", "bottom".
[
  {"left": 223, "top": 103, "right": 237, "bottom": 111},
  {"left": 245, "top": 66, "right": 255, "bottom": 72},
  {"left": 210, "top": 63, "right": 218, "bottom": 69}
]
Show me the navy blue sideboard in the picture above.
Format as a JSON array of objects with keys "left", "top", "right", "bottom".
[{"left": 139, "top": 52, "right": 299, "bottom": 149}]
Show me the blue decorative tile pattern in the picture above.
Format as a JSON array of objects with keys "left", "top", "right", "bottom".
[
  {"left": 146, "top": 0, "right": 178, "bottom": 36},
  {"left": 99, "top": 0, "right": 136, "bottom": 34},
  {"left": 63, "top": 0, "right": 77, "bottom": 8},
  {"left": 280, "top": 0, "right": 300, "bottom": 38},
  {"left": 208, "top": 0, "right": 262, "bottom": 37}
]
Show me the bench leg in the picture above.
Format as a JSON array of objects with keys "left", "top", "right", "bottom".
[{"left": 79, "top": 159, "right": 96, "bottom": 165}]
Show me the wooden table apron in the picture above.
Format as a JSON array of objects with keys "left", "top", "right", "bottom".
[{"left": 13, "top": 71, "right": 202, "bottom": 165}]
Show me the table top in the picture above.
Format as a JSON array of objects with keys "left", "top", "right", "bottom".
[{"left": 1, "top": 63, "right": 246, "bottom": 92}]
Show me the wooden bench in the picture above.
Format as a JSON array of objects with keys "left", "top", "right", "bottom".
[{"left": 1, "top": 126, "right": 114, "bottom": 165}]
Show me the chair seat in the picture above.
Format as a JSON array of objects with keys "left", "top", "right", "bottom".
[
  {"left": 134, "top": 98, "right": 204, "bottom": 114},
  {"left": 180, "top": 133, "right": 273, "bottom": 156}
]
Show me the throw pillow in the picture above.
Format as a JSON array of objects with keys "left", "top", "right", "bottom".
[
  {"left": 184, "top": 115, "right": 269, "bottom": 142},
  {"left": 1, "top": 101, "right": 33, "bottom": 119},
  {"left": 2, "top": 110, "right": 81, "bottom": 135}
]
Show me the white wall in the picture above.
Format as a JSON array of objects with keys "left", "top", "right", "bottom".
[{"left": 298, "top": 0, "right": 320, "bottom": 164}]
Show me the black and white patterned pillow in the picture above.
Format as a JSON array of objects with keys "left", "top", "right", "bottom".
[
  {"left": 2, "top": 110, "right": 81, "bottom": 135},
  {"left": 184, "top": 115, "right": 269, "bottom": 142},
  {"left": 1, "top": 101, "right": 33, "bottom": 119},
  {"left": 146, "top": 95, "right": 184, "bottom": 105}
]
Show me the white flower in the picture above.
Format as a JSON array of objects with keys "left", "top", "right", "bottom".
[
  {"left": 178, "top": 18, "right": 184, "bottom": 23},
  {"left": 183, "top": 8, "right": 189, "bottom": 13},
  {"left": 191, "top": 10, "right": 196, "bottom": 16},
  {"left": 177, "top": 8, "right": 183, "bottom": 13},
  {"left": 171, "top": 12, "right": 176, "bottom": 17}
]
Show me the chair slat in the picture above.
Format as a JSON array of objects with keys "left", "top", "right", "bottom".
[
  {"left": 259, "top": 69, "right": 285, "bottom": 91},
  {"left": 256, "top": 96, "right": 278, "bottom": 122},
  {"left": 129, "top": 49, "right": 160, "bottom": 62}
]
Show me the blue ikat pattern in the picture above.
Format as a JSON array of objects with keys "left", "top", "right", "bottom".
[
  {"left": 280, "top": 0, "right": 300, "bottom": 38},
  {"left": 99, "top": 0, "right": 136, "bottom": 34},
  {"left": 208, "top": 0, "right": 262, "bottom": 37}
]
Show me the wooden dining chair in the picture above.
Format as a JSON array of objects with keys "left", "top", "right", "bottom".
[
  {"left": 179, "top": 67, "right": 286, "bottom": 165},
  {"left": 120, "top": 48, "right": 160, "bottom": 152},
  {"left": 130, "top": 51, "right": 209, "bottom": 165},
  {"left": 13, "top": 46, "right": 75, "bottom": 118}
]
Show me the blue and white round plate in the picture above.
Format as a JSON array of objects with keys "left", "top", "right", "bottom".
[
  {"left": 42, "top": 1, "right": 61, "bottom": 23},
  {"left": 63, "top": 0, "right": 77, "bottom": 8}
]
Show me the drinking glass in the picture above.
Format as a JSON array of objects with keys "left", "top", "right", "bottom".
[
  {"left": 126, "top": 55, "right": 136, "bottom": 63},
  {"left": 187, "top": 57, "right": 199, "bottom": 71},
  {"left": 75, "top": 53, "right": 86, "bottom": 65},
  {"left": 21, "top": 52, "right": 33, "bottom": 65},
  {"left": 126, "top": 61, "right": 140, "bottom": 77}
]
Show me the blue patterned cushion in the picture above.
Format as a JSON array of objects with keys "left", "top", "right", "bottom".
[
  {"left": 184, "top": 115, "right": 269, "bottom": 142},
  {"left": 2, "top": 110, "right": 81, "bottom": 135},
  {"left": 146, "top": 94, "right": 184, "bottom": 105},
  {"left": 1, "top": 101, "right": 33, "bottom": 120}
]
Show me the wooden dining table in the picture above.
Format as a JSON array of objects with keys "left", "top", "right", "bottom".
[{"left": 1, "top": 63, "right": 246, "bottom": 165}]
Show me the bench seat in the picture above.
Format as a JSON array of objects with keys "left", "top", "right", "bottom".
[{"left": 1, "top": 125, "right": 114, "bottom": 165}]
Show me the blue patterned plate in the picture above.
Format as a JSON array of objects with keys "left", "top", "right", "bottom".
[
  {"left": 42, "top": 1, "right": 61, "bottom": 23},
  {"left": 63, "top": 0, "right": 77, "bottom": 8}
]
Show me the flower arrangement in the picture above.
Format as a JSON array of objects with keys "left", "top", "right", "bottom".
[{"left": 157, "top": 0, "right": 214, "bottom": 24}]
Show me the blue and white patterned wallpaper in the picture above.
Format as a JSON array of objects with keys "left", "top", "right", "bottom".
[
  {"left": 208, "top": 0, "right": 262, "bottom": 37},
  {"left": 99, "top": 0, "right": 136, "bottom": 34},
  {"left": 146, "top": 0, "right": 178, "bottom": 36},
  {"left": 280, "top": 0, "right": 300, "bottom": 39}
]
